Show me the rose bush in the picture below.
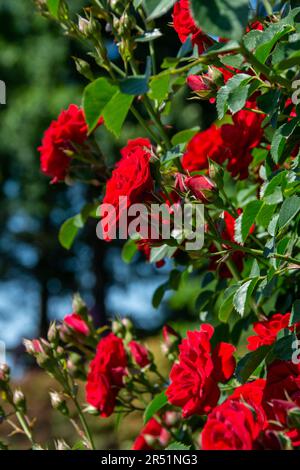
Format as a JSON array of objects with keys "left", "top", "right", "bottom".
[{"left": 0, "top": 0, "right": 300, "bottom": 451}]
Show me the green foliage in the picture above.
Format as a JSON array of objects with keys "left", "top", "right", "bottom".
[{"left": 143, "top": 390, "right": 168, "bottom": 424}]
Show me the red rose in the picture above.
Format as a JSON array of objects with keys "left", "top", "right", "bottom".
[
  {"left": 38, "top": 104, "right": 101, "bottom": 183},
  {"left": 247, "top": 313, "right": 291, "bottom": 351},
  {"left": 230, "top": 379, "right": 268, "bottom": 431},
  {"left": 132, "top": 417, "right": 170, "bottom": 450},
  {"left": 185, "top": 175, "right": 217, "bottom": 203},
  {"left": 201, "top": 399, "right": 263, "bottom": 450},
  {"left": 172, "top": 0, "right": 213, "bottom": 53},
  {"left": 263, "top": 361, "right": 300, "bottom": 419},
  {"left": 101, "top": 138, "right": 153, "bottom": 240},
  {"left": 182, "top": 108, "right": 264, "bottom": 180},
  {"left": 221, "top": 108, "right": 264, "bottom": 180},
  {"left": 166, "top": 324, "right": 236, "bottom": 418},
  {"left": 64, "top": 313, "right": 90, "bottom": 336},
  {"left": 129, "top": 341, "right": 151, "bottom": 368},
  {"left": 182, "top": 125, "right": 228, "bottom": 173},
  {"left": 86, "top": 333, "right": 127, "bottom": 417}
]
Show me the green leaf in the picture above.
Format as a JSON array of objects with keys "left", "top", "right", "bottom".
[
  {"left": 277, "top": 195, "right": 300, "bottom": 231},
  {"left": 47, "top": 0, "right": 60, "bottom": 17},
  {"left": 120, "top": 76, "right": 149, "bottom": 95},
  {"left": 271, "top": 117, "right": 300, "bottom": 164},
  {"left": 149, "top": 74, "right": 170, "bottom": 103},
  {"left": 58, "top": 204, "right": 97, "bottom": 250},
  {"left": 121, "top": 239, "right": 138, "bottom": 264},
  {"left": 143, "top": 391, "right": 168, "bottom": 424},
  {"left": 59, "top": 215, "right": 84, "bottom": 250},
  {"left": 235, "top": 200, "right": 262, "bottom": 243},
  {"left": 290, "top": 300, "right": 300, "bottom": 325},
  {"left": 152, "top": 283, "right": 168, "bottom": 308},
  {"left": 219, "top": 287, "right": 237, "bottom": 323},
  {"left": 196, "top": 291, "right": 213, "bottom": 312},
  {"left": 83, "top": 78, "right": 117, "bottom": 134},
  {"left": 143, "top": 0, "right": 177, "bottom": 20},
  {"left": 102, "top": 91, "right": 134, "bottom": 138},
  {"left": 233, "top": 278, "right": 259, "bottom": 317},
  {"left": 236, "top": 346, "right": 271, "bottom": 384},
  {"left": 166, "top": 442, "right": 191, "bottom": 451},
  {"left": 255, "top": 23, "right": 294, "bottom": 65},
  {"left": 190, "top": 0, "right": 249, "bottom": 40},
  {"left": 256, "top": 203, "right": 276, "bottom": 228},
  {"left": 171, "top": 127, "right": 200, "bottom": 146},
  {"left": 217, "top": 73, "right": 251, "bottom": 119}
]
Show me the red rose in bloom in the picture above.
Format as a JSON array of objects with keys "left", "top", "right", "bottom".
[
  {"left": 201, "top": 399, "right": 263, "bottom": 450},
  {"left": 101, "top": 138, "right": 153, "bottom": 240},
  {"left": 172, "top": 0, "right": 213, "bottom": 53},
  {"left": 166, "top": 324, "right": 236, "bottom": 418},
  {"left": 230, "top": 379, "right": 268, "bottom": 431},
  {"left": 263, "top": 361, "right": 300, "bottom": 419},
  {"left": 64, "top": 313, "right": 90, "bottom": 336},
  {"left": 182, "top": 125, "right": 228, "bottom": 173},
  {"left": 132, "top": 417, "right": 170, "bottom": 450},
  {"left": 221, "top": 108, "right": 264, "bottom": 179},
  {"left": 129, "top": 341, "right": 151, "bottom": 368},
  {"left": 38, "top": 105, "right": 101, "bottom": 183},
  {"left": 182, "top": 107, "right": 264, "bottom": 180},
  {"left": 247, "top": 313, "right": 291, "bottom": 351},
  {"left": 86, "top": 333, "right": 127, "bottom": 417}
]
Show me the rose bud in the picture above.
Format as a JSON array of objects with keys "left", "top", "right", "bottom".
[
  {"left": 162, "top": 325, "right": 180, "bottom": 347},
  {"left": 47, "top": 322, "right": 59, "bottom": 344},
  {"left": 175, "top": 173, "right": 187, "bottom": 193},
  {"left": 129, "top": 341, "right": 151, "bottom": 368},
  {"left": 0, "top": 364, "right": 10, "bottom": 384},
  {"left": 185, "top": 175, "right": 218, "bottom": 203},
  {"left": 187, "top": 74, "right": 211, "bottom": 92},
  {"left": 49, "top": 391, "right": 69, "bottom": 416},
  {"left": 64, "top": 313, "right": 90, "bottom": 336},
  {"left": 187, "top": 68, "right": 219, "bottom": 100},
  {"left": 13, "top": 389, "right": 26, "bottom": 413}
]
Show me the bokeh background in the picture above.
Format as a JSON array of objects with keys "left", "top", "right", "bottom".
[{"left": 0, "top": 0, "right": 215, "bottom": 448}]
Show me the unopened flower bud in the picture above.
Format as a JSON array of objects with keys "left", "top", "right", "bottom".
[
  {"left": 0, "top": 364, "right": 10, "bottom": 383},
  {"left": 13, "top": 389, "right": 26, "bottom": 412},
  {"left": 83, "top": 404, "right": 100, "bottom": 416},
  {"left": 55, "top": 439, "right": 71, "bottom": 450},
  {"left": 185, "top": 175, "right": 218, "bottom": 203},
  {"left": 144, "top": 433, "right": 157, "bottom": 447},
  {"left": 78, "top": 17, "right": 90, "bottom": 35},
  {"left": 129, "top": 341, "right": 151, "bottom": 368},
  {"left": 50, "top": 391, "right": 69, "bottom": 416},
  {"left": 47, "top": 322, "right": 59, "bottom": 344},
  {"left": 112, "top": 320, "right": 124, "bottom": 336},
  {"left": 187, "top": 70, "right": 216, "bottom": 100},
  {"left": 72, "top": 293, "right": 88, "bottom": 317}
]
